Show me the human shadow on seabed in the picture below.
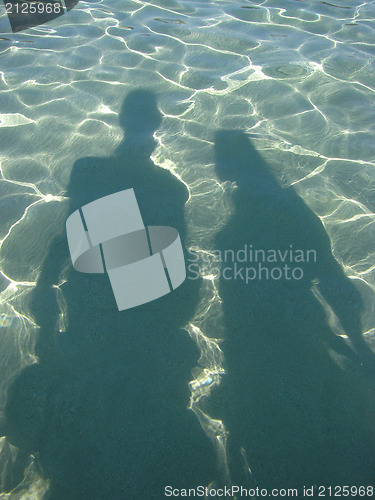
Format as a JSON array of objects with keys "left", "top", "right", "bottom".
[
  {"left": 3, "top": 90, "right": 215, "bottom": 499},
  {"left": 206, "top": 130, "right": 375, "bottom": 492}
]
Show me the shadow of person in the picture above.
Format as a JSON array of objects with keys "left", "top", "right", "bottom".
[
  {"left": 208, "top": 130, "right": 375, "bottom": 490},
  {"left": 3, "top": 90, "right": 215, "bottom": 499}
]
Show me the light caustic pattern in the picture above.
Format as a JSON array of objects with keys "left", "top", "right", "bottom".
[{"left": 1, "top": 0, "right": 375, "bottom": 495}]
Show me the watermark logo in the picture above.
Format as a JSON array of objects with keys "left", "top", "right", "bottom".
[
  {"left": 66, "top": 189, "right": 186, "bottom": 311},
  {"left": 2, "top": 0, "right": 80, "bottom": 33},
  {"left": 187, "top": 245, "right": 317, "bottom": 283}
]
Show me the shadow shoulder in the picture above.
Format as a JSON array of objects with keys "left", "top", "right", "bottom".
[
  {"left": 154, "top": 166, "right": 189, "bottom": 202},
  {"left": 69, "top": 156, "right": 109, "bottom": 179},
  {"left": 66, "top": 156, "right": 112, "bottom": 201}
]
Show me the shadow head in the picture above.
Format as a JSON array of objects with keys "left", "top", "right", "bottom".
[
  {"left": 214, "top": 129, "right": 267, "bottom": 184},
  {"left": 119, "top": 90, "right": 162, "bottom": 140}
]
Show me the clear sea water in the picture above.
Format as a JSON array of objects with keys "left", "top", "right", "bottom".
[{"left": 1, "top": 0, "right": 375, "bottom": 498}]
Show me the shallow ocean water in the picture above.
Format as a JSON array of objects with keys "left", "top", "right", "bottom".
[{"left": 0, "top": 0, "right": 375, "bottom": 497}]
